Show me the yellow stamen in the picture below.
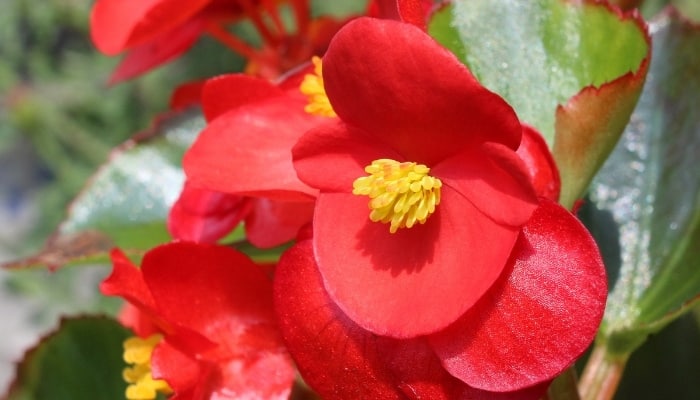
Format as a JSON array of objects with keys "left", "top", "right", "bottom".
[
  {"left": 300, "top": 56, "right": 336, "bottom": 117},
  {"left": 122, "top": 334, "right": 173, "bottom": 400},
  {"left": 353, "top": 159, "right": 442, "bottom": 233}
]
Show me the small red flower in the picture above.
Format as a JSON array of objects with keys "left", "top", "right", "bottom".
[
  {"left": 101, "top": 242, "right": 295, "bottom": 399},
  {"left": 275, "top": 17, "right": 607, "bottom": 396}
]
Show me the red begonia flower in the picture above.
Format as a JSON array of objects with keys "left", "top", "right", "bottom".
[
  {"left": 179, "top": 71, "right": 321, "bottom": 247},
  {"left": 292, "top": 17, "right": 539, "bottom": 338},
  {"left": 274, "top": 199, "right": 606, "bottom": 396},
  {"left": 101, "top": 242, "right": 295, "bottom": 399}
]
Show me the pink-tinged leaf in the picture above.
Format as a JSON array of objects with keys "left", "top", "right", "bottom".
[
  {"left": 312, "top": 190, "right": 518, "bottom": 338},
  {"left": 168, "top": 181, "right": 250, "bottom": 243},
  {"left": 429, "top": 198, "right": 607, "bottom": 392},
  {"left": 516, "top": 125, "right": 561, "bottom": 201},
  {"left": 553, "top": 46, "right": 650, "bottom": 208}
]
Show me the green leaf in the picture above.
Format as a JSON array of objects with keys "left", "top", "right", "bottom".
[
  {"left": 2, "top": 108, "right": 205, "bottom": 270},
  {"left": 428, "top": 0, "right": 649, "bottom": 207},
  {"left": 4, "top": 316, "right": 131, "bottom": 400},
  {"left": 580, "top": 10, "right": 700, "bottom": 356}
]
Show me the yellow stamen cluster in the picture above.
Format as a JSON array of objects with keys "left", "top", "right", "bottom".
[
  {"left": 353, "top": 159, "right": 442, "bottom": 233},
  {"left": 299, "top": 56, "right": 337, "bottom": 117},
  {"left": 122, "top": 334, "right": 173, "bottom": 400}
]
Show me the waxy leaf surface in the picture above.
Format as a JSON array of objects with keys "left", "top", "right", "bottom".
[
  {"left": 580, "top": 11, "right": 700, "bottom": 355},
  {"left": 4, "top": 317, "right": 131, "bottom": 400},
  {"left": 429, "top": 0, "right": 649, "bottom": 207}
]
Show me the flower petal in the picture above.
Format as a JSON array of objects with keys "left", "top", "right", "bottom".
[
  {"left": 516, "top": 125, "right": 561, "bottom": 201},
  {"left": 90, "top": 0, "right": 210, "bottom": 54},
  {"left": 108, "top": 19, "right": 203, "bottom": 84},
  {"left": 293, "top": 122, "right": 399, "bottom": 193},
  {"left": 435, "top": 142, "right": 538, "bottom": 227},
  {"left": 322, "top": 18, "right": 522, "bottom": 166},
  {"left": 100, "top": 249, "right": 155, "bottom": 309},
  {"left": 167, "top": 180, "right": 250, "bottom": 243},
  {"left": 245, "top": 198, "right": 315, "bottom": 248},
  {"left": 140, "top": 242, "right": 277, "bottom": 336},
  {"left": 429, "top": 199, "right": 607, "bottom": 392},
  {"left": 201, "top": 74, "right": 284, "bottom": 121},
  {"left": 184, "top": 96, "right": 320, "bottom": 200},
  {"left": 274, "top": 239, "right": 548, "bottom": 400},
  {"left": 312, "top": 189, "right": 519, "bottom": 338}
]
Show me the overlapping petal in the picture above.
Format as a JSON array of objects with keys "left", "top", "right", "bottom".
[
  {"left": 429, "top": 199, "right": 607, "bottom": 391},
  {"left": 184, "top": 95, "right": 320, "bottom": 200},
  {"left": 516, "top": 125, "right": 561, "bottom": 201},
  {"left": 90, "top": 0, "right": 211, "bottom": 55},
  {"left": 275, "top": 238, "right": 549, "bottom": 399},
  {"left": 101, "top": 242, "right": 295, "bottom": 399},
  {"left": 312, "top": 190, "right": 519, "bottom": 337},
  {"left": 322, "top": 18, "right": 522, "bottom": 166},
  {"left": 167, "top": 181, "right": 249, "bottom": 243}
]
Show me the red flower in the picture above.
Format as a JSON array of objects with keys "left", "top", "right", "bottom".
[
  {"left": 90, "top": 0, "right": 355, "bottom": 83},
  {"left": 276, "top": 17, "right": 607, "bottom": 396},
  {"left": 292, "top": 17, "right": 540, "bottom": 337},
  {"left": 177, "top": 68, "right": 324, "bottom": 247},
  {"left": 101, "top": 242, "right": 294, "bottom": 399}
]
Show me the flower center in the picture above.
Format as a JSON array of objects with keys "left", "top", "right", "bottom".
[
  {"left": 352, "top": 159, "right": 442, "bottom": 233},
  {"left": 299, "top": 56, "right": 336, "bottom": 117},
  {"left": 122, "top": 334, "right": 173, "bottom": 400}
]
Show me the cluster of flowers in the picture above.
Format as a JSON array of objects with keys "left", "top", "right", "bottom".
[{"left": 92, "top": 0, "right": 608, "bottom": 399}]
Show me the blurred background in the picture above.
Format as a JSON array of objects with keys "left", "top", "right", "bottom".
[{"left": 0, "top": 0, "right": 698, "bottom": 398}]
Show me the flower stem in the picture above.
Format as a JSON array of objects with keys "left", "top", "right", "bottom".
[
  {"left": 578, "top": 344, "right": 629, "bottom": 400},
  {"left": 546, "top": 366, "right": 581, "bottom": 400}
]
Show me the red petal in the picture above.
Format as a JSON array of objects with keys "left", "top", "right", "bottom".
[
  {"left": 245, "top": 198, "right": 315, "bottom": 248},
  {"left": 108, "top": 19, "right": 203, "bottom": 84},
  {"left": 168, "top": 181, "right": 250, "bottom": 243},
  {"left": 274, "top": 239, "right": 413, "bottom": 399},
  {"left": 184, "top": 96, "right": 319, "bottom": 200},
  {"left": 293, "top": 122, "right": 399, "bottom": 193},
  {"left": 90, "top": 0, "right": 210, "bottom": 54},
  {"left": 100, "top": 249, "right": 155, "bottom": 309},
  {"left": 117, "top": 303, "right": 160, "bottom": 337},
  {"left": 140, "top": 242, "right": 277, "bottom": 335},
  {"left": 201, "top": 74, "right": 284, "bottom": 121},
  {"left": 143, "top": 242, "right": 294, "bottom": 398},
  {"left": 323, "top": 18, "right": 521, "bottom": 166},
  {"left": 274, "top": 239, "right": 548, "bottom": 400},
  {"left": 151, "top": 341, "right": 202, "bottom": 393},
  {"left": 516, "top": 125, "right": 561, "bottom": 201},
  {"left": 435, "top": 143, "right": 538, "bottom": 227},
  {"left": 312, "top": 189, "right": 519, "bottom": 337},
  {"left": 429, "top": 199, "right": 607, "bottom": 391},
  {"left": 169, "top": 80, "right": 206, "bottom": 110}
]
